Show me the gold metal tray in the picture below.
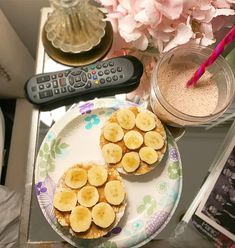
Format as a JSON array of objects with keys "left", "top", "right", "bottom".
[{"left": 42, "top": 21, "right": 113, "bottom": 67}]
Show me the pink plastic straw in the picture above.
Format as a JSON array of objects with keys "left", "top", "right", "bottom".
[{"left": 186, "top": 25, "right": 235, "bottom": 88}]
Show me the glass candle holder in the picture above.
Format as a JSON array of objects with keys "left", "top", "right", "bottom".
[
  {"left": 45, "top": 0, "right": 106, "bottom": 53},
  {"left": 150, "top": 44, "right": 235, "bottom": 127}
]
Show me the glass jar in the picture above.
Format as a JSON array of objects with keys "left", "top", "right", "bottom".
[
  {"left": 45, "top": 0, "right": 106, "bottom": 53},
  {"left": 150, "top": 44, "right": 235, "bottom": 127}
]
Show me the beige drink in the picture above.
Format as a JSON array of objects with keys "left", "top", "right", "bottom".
[{"left": 150, "top": 44, "right": 235, "bottom": 127}]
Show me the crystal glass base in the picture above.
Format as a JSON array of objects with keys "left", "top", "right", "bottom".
[{"left": 45, "top": 0, "right": 106, "bottom": 53}]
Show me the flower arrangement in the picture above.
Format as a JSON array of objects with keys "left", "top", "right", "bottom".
[{"left": 98, "top": 0, "right": 235, "bottom": 53}]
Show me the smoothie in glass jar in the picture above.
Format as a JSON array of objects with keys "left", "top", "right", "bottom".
[{"left": 150, "top": 44, "right": 235, "bottom": 127}]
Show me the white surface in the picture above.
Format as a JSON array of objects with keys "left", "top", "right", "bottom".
[{"left": 0, "top": 9, "right": 34, "bottom": 98}]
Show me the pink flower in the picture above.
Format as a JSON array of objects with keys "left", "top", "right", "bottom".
[{"left": 98, "top": 0, "right": 235, "bottom": 53}]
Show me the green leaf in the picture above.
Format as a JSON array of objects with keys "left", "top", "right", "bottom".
[
  {"left": 48, "top": 163, "right": 55, "bottom": 172},
  {"left": 40, "top": 170, "right": 47, "bottom": 178},
  {"left": 55, "top": 138, "right": 61, "bottom": 147},
  {"left": 51, "top": 150, "right": 55, "bottom": 159},
  {"left": 55, "top": 147, "right": 61, "bottom": 154},
  {"left": 60, "top": 143, "right": 69, "bottom": 149},
  {"left": 143, "top": 195, "right": 152, "bottom": 204},
  {"left": 50, "top": 139, "right": 56, "bottom": 150},
  {"left": 147, "top": 206, "right": 154, "bottom": 216},
  {"left": 39, "top": 150, "right": 44, "bottom": 157},
  {"left": 137, "top": 204, "right": 145, "bottom": 214},
  {"left": 38, "top": 160, "right": 47, "bottom": 169},
  {"left": 43, "top": 143, "right": 49, "bottom": 153},
  {"left": 101, "top": 241, "right": 117, "bottom": 248}
]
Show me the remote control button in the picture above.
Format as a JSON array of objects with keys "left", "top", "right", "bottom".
[
  {"left": 59, "top": 78, "right": 66, "bottom": 86},
  {"left": 75, "top": 76, "right": 81, "bottom": 82},
  {"left": 98, "top": 71, "right": 103, "bottom": 76},
  {"left": 58, "top": 73, "right": 63, "bottom": 78},
  {"left": 82, "top": 67, "right": 88, "bottom": 72},
  {"left": 71, "top": 70, "right": 82, "bottom": 76},
  {"left": 68, "top": 86, "right": 75, "bottom": 92},
  {"left": 88, "top": 73, "right": 92, "bottom": 79},
  {"left": 94, "top": 80, "right": 99, "bottom": 85},
  {"left": 37, "top": 75, "right": 50, "bottom": 84},
  {"left": 104, "top": 69, "right": 110, "bottom": 75},
  {"left": 112, "top": 75, "right": 118, "bottom": 81},
  {"left": 64, "top": 70, "right": 71, "bottom": 77},
  {"left": 61, "top": 87, "right": 67, "bottom": 93},
  {"left": 106, "top": 77, "right": 112, "bottom": 82},
  {"left": 93, "top": 75, "right": 98, "bottom": 80},
  {"left": 92, "top": 70, "right": 96, "bottom": 75},
  {"left": 74, "top": 82, "right": 85, "bottom": 88},
  {"left": 85, "top": 81, "right": 92, "bottom": 88},
  {"left": 39, "top": 84, "right": 44, "bottom": 90},
  {"left": 117, "top": 67, "right": 122, "bottom": 72},
  {"left": 31, "top": 86, "right": 37, "bottom": 92},
  {"left": 69, "top": 76, "right": 74, "bottom": 85},
  {"left": 39, "top": 90, "right": 53, "bottom": 99},
  {"left": 82, "top": 74, "right": 87, "bottom": 82},
  {"left": 46, "top": 83, "right": 51, "bottom": 88},
  {"left": 96, "top": 64, "right": 102, "bottom": 69},
  {"left": 120, "top": 74, "right": 124, "bottom": 79},
  {"left": 111, "top": 68, "right": 116, "bottom": 73},
  {"left": 103, "top": 63, "right": 108, "bottom": 68},
  {"left": 90, "top": 66, "right": 95, "bottom": 70},
  {"left": 100, "top": 78, "right": 105, "bottom": 84},
  {"left": 52, "top": 80, "right": 58, "bottom": 88},
  {"left": 109, "top": 61, "right": 114, "bottom": 66},
  {"left": 51, "top": 74, "right": 57, "bottom": 79},
  {"left": 54, "top": 89, "right": 60, "bottom": 94}
]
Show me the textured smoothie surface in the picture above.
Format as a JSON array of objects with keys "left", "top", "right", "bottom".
[{"left": 158, "top": 62, "right": 218, "bottom": 116}]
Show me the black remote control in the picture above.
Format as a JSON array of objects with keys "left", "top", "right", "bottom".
[{"left": 25, "top": 55, "right": 143, "bottom": 110}]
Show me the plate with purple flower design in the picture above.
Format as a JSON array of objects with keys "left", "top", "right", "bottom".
[{"left": 34, "top": 98, "right": 182, "bottom": 248}]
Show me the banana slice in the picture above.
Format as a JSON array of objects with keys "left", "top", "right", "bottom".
[
  {"left": 139, "top": 147, "right": 158, "bottom": 165},
  {"left": 104, "top": 180, "right": 125, "bottom": 205},
  {"left": 144, "top": 131, "right": 164, "bottom": 150},
  {"left": 102, "top": 143, "right": 122, "bottom": 164},
  {"left": 136, "top": 112, "right": 156, "bottom": 131},
  {"left": 53, "top": 191, "right": 77, "bottom": 212},
  {"left": 103, "top": 123, "right": 124, "bottom": 142},
  {"left": 116, "top": 109, "right": 136, "bottom": 130},
  {"left": 69, "top": 206, "right": 92, "bottom": 233},
  {"left": 88, "top": 166, "right": 108, "bottom": 187},
  {"left": 123, "top": 130, "right": 143, "bottom": 150},
  {"left": 77, "top": 186, "right": 99, "bottom": 208},
  {"left": 121, "top": 152, "right": 140, "bottom": 172},
  {"left": 65, "top": 167, "right": 87, "bottom": 189},
  {"left": 92, "top": 202, "right": 115, "bottom": 228}
]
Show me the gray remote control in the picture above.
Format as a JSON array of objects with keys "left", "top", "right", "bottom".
[{"left": 25, "top": 55, "right": 143, "bottom": 110}]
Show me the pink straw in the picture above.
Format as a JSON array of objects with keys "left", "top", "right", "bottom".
[{"left": 186, "top": 25, "right": 235, "bottom": 88}]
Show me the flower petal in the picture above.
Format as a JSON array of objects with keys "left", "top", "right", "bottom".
[{"left": 163, "top": 23, "right": 193, "bottom": 52}]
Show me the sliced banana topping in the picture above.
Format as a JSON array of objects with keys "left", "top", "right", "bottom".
[
  {"left": 88, "top": 166, "right": 108, "bottom": 187},
  {"left": 104, "top": 180, "right": 125, "bottom": 205},
  {"left": 136, "top": 112, "right": 156, "bottom": 131},
  {"left": 53, "top": 191, "right": 77, "bottom": 212},
  {"left": 77, "top": 186, "right": 99, "bottom": 208},
  {"left": 69, "top": 206, "right": 92, "bottom": 233},
  {"left": 139, "top": 147, "right": 158, "bottom": 165},
  {"left": 65, "top": 167, "right": 87, "bottom": 189},
  {"left": 124, "top": 130, "right": 143, "bottom": 150},
  {"left": 144, "top": 131, "right": 164, "bottom": 150},
  {"left": 116, "top": 109, "right": 136, "bottom": 130},
  {"left": 121, "top": 152, "right": 140, "bottom": 172},
  {"left": 92, "top": 202, "right": 115, "bottom": 228},
  {"left": 103, "top": 123, "right": 124, "bottom": 142},
  {"left": 102, "top": 143, "right": 122, "bottom": 164}
]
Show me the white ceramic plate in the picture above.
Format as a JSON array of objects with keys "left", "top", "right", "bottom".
[{"left": 35, "top": 98, "right": 182, "bottom": 248}]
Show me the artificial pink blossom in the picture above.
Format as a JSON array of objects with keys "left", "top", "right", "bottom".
[{"left": 98, "top": 0, "right": 235, "bottom": 53}]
